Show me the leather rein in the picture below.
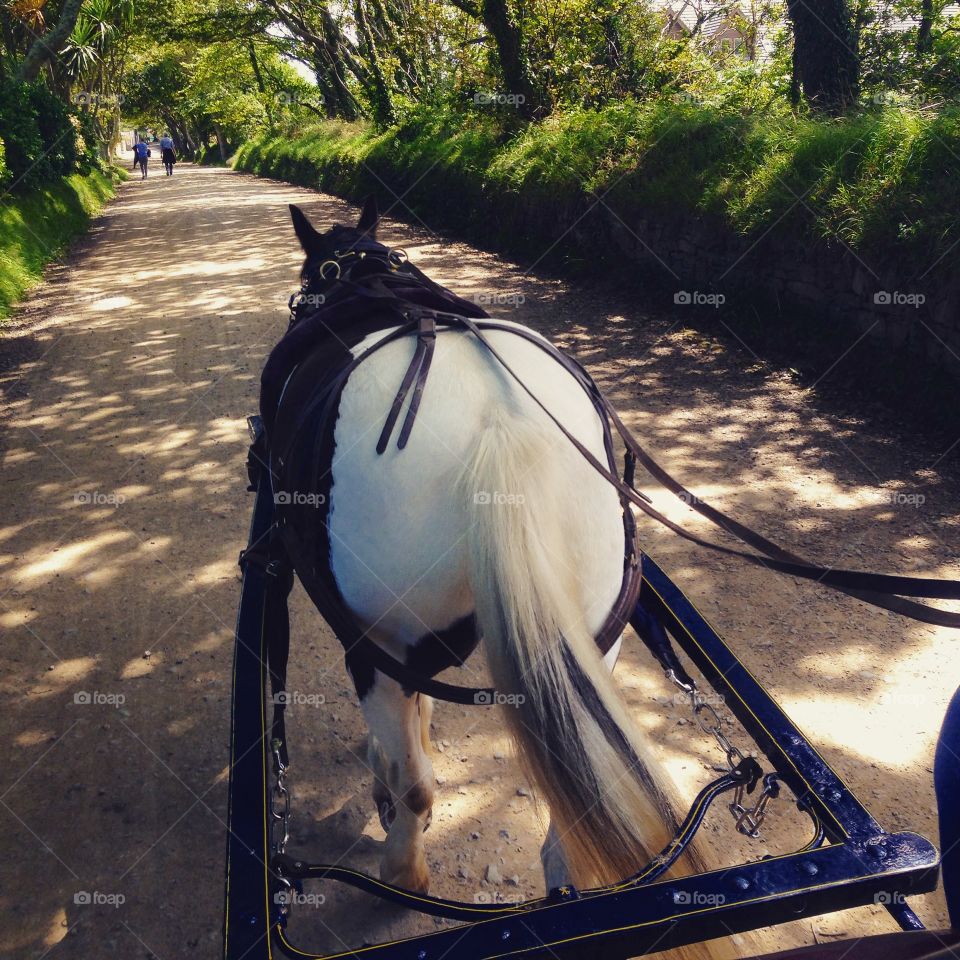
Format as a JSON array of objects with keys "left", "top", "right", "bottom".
[{"left": 264, "top": 243, "right": 960, "bottom": 706}]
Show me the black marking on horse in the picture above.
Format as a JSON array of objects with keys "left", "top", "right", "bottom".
[
  {"left": 402, "top": 616, "right": 480, "bottom": 697},
  {"left": 346, "top": 644, "right": 377, "bottom": 701}
]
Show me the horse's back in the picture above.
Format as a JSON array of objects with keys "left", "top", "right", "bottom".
[{"left": 328, "top": 321, "right": 625, "bottom": 640}]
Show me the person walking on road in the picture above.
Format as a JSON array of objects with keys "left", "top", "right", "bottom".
[
  {"left": 159, "top": 133, "right": 177, "bottom": 176},
  {"left": 133, "top": 139, "right": 150, "bottom": 179}
]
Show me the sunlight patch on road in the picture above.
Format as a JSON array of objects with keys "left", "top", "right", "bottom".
[
  {"left": 15, "top": 531, "right": 131, "bottom": 582},
  {"left": 780, "top": 691, "right": 930, "bottom": 767},
  {"left": 88, "top": 295, "right": 135, "bottom": 311},
  {"left": 131, "top": 256, "right": 267, "bottom": 281}
]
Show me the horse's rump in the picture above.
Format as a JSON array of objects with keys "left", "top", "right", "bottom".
[{"left": 268, "top": 315, "right": 628, "bottom": 644}]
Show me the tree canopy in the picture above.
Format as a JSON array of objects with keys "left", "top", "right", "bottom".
[{"left": 1, "top": 0, "right": 958, "bottom": 185}]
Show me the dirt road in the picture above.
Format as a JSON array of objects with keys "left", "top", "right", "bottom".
[{"left": 1, "top": 162, "right": 958, "bottom": 960}]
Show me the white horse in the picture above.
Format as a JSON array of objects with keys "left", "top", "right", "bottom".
[{"left": 272, "top": 200, "right": 730, "bottom": 960}]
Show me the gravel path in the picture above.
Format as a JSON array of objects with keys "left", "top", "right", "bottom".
[{"left": 1, "top": 162, "right": 957, "bottom": 960}]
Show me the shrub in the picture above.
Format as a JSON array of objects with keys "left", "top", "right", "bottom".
[{"left": 0, "top": 78, "right": 79, "bottom": 189}]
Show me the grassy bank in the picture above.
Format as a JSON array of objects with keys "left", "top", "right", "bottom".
[
  {"left": 0, "top": 168, "right": 121, "bottom": 321},
  {"left": 234, "top": 101, "right": 959, "bottom": 277},
  {"left": 234, "top": 103, "right": 960, "bottom": 435}
]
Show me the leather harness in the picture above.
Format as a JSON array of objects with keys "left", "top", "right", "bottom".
[{"left": 250, "top": 237, "right": 960, "bottom": 708}]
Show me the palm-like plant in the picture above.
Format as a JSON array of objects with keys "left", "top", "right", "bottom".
[{"left": 60, "top": 0, "right": 133, "bottom": 82}]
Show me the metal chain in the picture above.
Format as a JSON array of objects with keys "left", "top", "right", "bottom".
[
  {"left": 665, "top": 670, "right": 778, "bottom": 838},
  {"left": 271, "top": 737, "right": 294, "bottom": 918}
]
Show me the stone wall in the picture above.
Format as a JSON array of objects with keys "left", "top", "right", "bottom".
[{"left": 598, "top": 208, "right": 960, "bottom": 379}]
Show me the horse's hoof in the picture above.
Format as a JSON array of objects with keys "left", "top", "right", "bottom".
[
  {"left": 379, "top": 800, "right": 396, "bottom": 832},
  {"left": 382, "top": 859, "right": 430, "bottom": 894}
]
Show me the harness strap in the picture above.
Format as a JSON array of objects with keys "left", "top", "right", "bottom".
[
  {"left": 454, "top": 317, "right": 960, "bottom": 628},
  {"left": 376, "top": 312, "right": 437, "bottom": 454}
]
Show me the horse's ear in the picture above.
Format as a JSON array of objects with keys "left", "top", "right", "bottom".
[
  {"left": 289, "top": 204, "right": 324, "bottom": 255},
  {"left": 357, "top": 195, "right": 379, "bottom": 237}
]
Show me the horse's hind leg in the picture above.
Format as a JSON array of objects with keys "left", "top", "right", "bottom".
[
  {"left": 368, "top": 735, "right": 395, "bottom": 832},
  {"left": 360, "top": 674, "right": 434, "bottom": 892},
  {"left": 541, "top": 820, "right": 573, "bottom": 890}
]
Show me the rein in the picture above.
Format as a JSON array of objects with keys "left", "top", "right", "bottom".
[{"left": 258, "top": 246, "right": 960, "bottom": 709}]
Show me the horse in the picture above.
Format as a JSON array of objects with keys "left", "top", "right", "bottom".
[{"left": 264, "top": 199, "right": 732, "bottom": 960}]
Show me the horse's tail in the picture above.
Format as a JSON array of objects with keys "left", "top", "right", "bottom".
[{"left": 460, "top": 407, "right": 734, "bottom": 960}]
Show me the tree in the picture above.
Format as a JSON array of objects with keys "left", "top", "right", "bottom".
[
  {"left": 16, "top": 0, "right": 85, "bottom": 81},
  {"left": 785, "top": 0, "right": 859, "bottom": 112},
  {"left": 480, "top": 0, "right": 548, "bottom": 119}
]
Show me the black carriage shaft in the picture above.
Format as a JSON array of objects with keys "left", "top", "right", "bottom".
[{"left": 223, "top": 448, "right": 940, "bottom": 960}]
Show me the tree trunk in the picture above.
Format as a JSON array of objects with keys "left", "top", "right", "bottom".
[
  {"left": 785, "top": 0, "right": 859, "bottom": 114},
  {"left": 16, "top": 0, "right": 85, "bottom": 82},
  {"left": 248, "top": 41, "right": 274, "bottom": 124},
  {"left": 917, "top": 0, "right": 934, "bottom": 54},
  {"left": 481, "top": 0, "right": 548, "bottom": 120},
  {"left": 354, "top": 0, "right": 395, "bottom": 124},
  {"left": 214, "top": 123, "right": 228, "bottom": 162}
]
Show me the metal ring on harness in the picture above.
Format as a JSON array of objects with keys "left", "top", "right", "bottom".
[
  {"left": 387, "top": 248, "right": 407, "bottom": 267},
  {"left": 317, "top": 260, "right": 341, "bottom": 280}
]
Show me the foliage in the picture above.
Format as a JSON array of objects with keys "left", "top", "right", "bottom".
[
  {"left": 235, "top": 98, "right": 960, "bottom": 275},
  {"left": 0, "top": 167, "right": 117, "bottom": 320},
  {"left": 0, "top": 77, "right": 84, "bottom": 189}
]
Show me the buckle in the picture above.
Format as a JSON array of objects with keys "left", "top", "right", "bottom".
[{"left": 239, "top": 547, "right": 279, "bottom": 576}]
